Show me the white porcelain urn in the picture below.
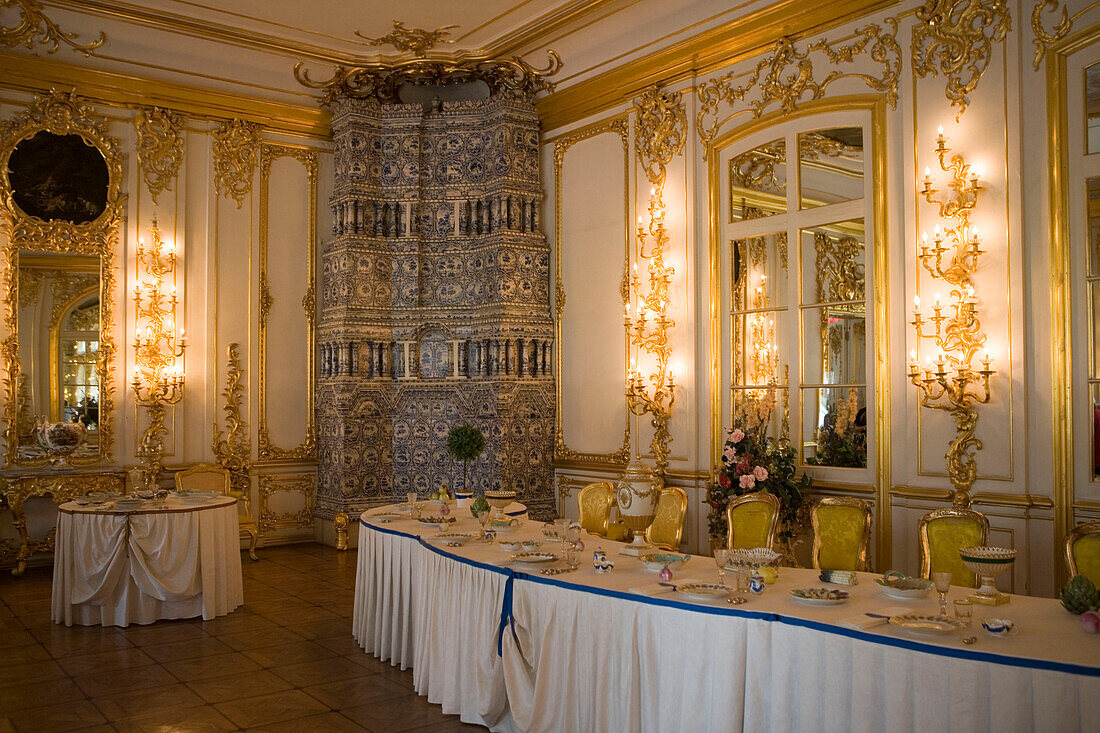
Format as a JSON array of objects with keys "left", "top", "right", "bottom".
[{"left": 616, "top": 461, "right": 660, "bottom": 556}]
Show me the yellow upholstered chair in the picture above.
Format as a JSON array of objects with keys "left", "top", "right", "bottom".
[
  {"left": 918, "top": 507, "right": 988, "bottom": 587},
  {"left": 1065, "top": 522, "right": 1100, "bottom": 587},
  {"left": 726, "top": 491, "right": 781, "bottom": 551},
  {"left": 645, "top": 486, "right": 688, "bottom": 551},
  {"left": 176, "top": 463, "right": 258, "bottom": 561},
  {"left": 811, "top": 496, "right": 872, "bottom": 571},
  {"left": 577, "top": 481, "right": 614, "bottom": 536}
]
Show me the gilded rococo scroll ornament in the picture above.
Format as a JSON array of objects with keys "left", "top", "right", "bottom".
[
  {"left": 212, "top": 343, "right": 251, "bottom": 501},
  {"left": 212, "top": 119, "right": 259, "bottom": 209},
  {"left": 552, "top": 116, "right": 631, "bottom": 467},
  {"left": 1031, "top": 1, "right": 1100, "bottom": 69},
  {"left": 911, "top": 0, "right": 1012, "bottom": 119},
  {"left": 294, "top": 50, "right": 562, "bottom": 103},
  {"left": 257, "top": 474, "right": 314, "bottom": 535},
  {"left": 134, "top": 107, "right": 184, "bottom": 205},
  {"left": 633, "top": 86, "right": 686, "bottom": 190},
  {"left": 697, "top": 21, "right": 900, "bottom": 151},
  {"left": 0, "top": 91, "right": 120, "bottom": 466},
  {"left": 355, "top": 20, "right": 457, "bottom": 58},
  {"left": 0, "top": 0, "right": 104, "bottom": 55}
]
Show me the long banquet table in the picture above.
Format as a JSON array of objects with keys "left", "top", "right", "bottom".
[
  {"left": 52, "top": 495, "right": 244, "bottom": 627},
  {"left": 353, "top": 506, "right": 1100, "bottom": 732}
]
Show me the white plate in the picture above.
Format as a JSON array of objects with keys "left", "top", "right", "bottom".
[
  {"left": 676, "top": 583, "right": 731, "bottom": 601},
  {"left": 430, "top": 532, "right": 475, "bottom": 545},
  {"left": 790, "top": 588, "right": 850, "bottom": 606},
  {"left": 888, "top": 614, "right": 964, "bottom": 636},
  {"left": 115, "top": 500, "right": 144, "bottom": 510},
  {"left": 875, "top": 584, "right": 933, "bottom": 601},
  {"left": 511, "top": 552, "right": 557, "bottom": 566},
  {"left": 370, "top": 512, "right": 404, "bottom": 521},
  {"left": 74, "top": 497, "right": 101, "bottom": 506}
]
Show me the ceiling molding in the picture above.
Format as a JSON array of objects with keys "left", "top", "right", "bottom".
[
  {"left": 535, "top": 0, "right": 899, "bottom": 131},
  {"left": 41, "top": 0, "right": 622, "bottom": 67},
  {"left": 0, "top": 49, "right": 329, "bottom": 137}
]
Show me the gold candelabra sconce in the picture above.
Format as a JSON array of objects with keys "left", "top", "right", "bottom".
[
  {"left": 131, "top": 217, "right": 187, "bottom": 489},
  {"left": 747, "top": 273, "right": 778, "bottom": 392},
  {"left": 907, "top": 126, "right": 995, "bottom": 509},
  {"left": 625, "top": 186, "right": 676, "bottom": 482}
]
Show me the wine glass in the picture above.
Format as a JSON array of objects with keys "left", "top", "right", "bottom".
[
  {"left": 933, "top": 572, "right": 952, "bottom": 616},
  {"left": 714, "top": 548, "right": 730, "bottom": 586},
  {"left": 563, "top": 544, "right": 579, "bottom": 569},
  {"left": 476, "top": 509, "right": 490, "bottom": 538}
]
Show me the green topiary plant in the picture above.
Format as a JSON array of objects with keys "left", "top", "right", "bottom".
[
  {"left": 446, "top": 423, "right": 485, "bottom": 493},
  {"left": 1060, "top": 575, "right": 1100, "bottom": 615}
]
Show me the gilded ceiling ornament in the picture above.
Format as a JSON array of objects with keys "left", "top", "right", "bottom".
[
  {"left": 212, "top": 342, "right": 251, "bottom": 500},
  {"left": 633, "top": 86, "right": 686, "bottom": 189},
  {"left": 354, "top": 20, "right": 457, "bottom": 58},
  {"left": 294, "top": 50, "right": 563, "bottom": 103},
  {"left": 1031, "top": 1, "right": 1100, "bottom": 69},
  {"left": 212, "top": 119, "right": 259, "bottom": 209},
  {"left": 697, "top": 21, "right": 900, "bottom": 151},
  {"left": 134, "top": 107, "right": 184, "bottom": 205},
  {"left": 0, "top": 0, "right": 104, "bottom": 55},
  {"left": 911, "top": 0, "right": 1011, "bottom": 119}
]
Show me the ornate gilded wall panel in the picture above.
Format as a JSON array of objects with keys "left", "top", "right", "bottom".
[
  {"left": 212, "top": 119, "right": 259, "bottom": 209},
  {"left": 0, "top": 0, "right": 105, "bottom": 55},
  {"left": 212, "top": 342, "right": 250, "bottom": 506},
  {"left": 552, "top": 115, "right": 631, "bottom": 467},
  {"left": 258, "top": 143, "right": 317, "bottom": 462},
  {"left": 257, "top": 472, "right": 314, "bottom": 534},
  {"left": 316, "top": 94, "right": 555, "bottom": 520}
]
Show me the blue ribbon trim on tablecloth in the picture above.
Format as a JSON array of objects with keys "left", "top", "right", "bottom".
[{"left": 358, "top": 517, "right": 1100, "bottom": 677}]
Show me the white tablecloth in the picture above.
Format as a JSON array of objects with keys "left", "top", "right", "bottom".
[
  {"left": 52, "top": 496, "right": 244, "bottom": 627},
  {"left": 353, "top": 507, "right": 1100, "bottom": 733}
]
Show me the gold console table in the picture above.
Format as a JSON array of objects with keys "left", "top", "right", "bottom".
[{"left": 0, "top": 467, "right": 127, "bottom": 576}]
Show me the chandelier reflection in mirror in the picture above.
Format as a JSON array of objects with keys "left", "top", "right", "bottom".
[
  {"left": 907, "top": 126, "right": 994, "bottom": 508},
  {"left": 625, "top": 186, "right": 676, "bottom": 482},
  {"left": 131, "top": 217, "right": 187, "bottom": 489}
]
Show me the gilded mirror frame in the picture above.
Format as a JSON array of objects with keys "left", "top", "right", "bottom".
[{"left": 0, "top": 91, "right": 122, "bottom": 466}]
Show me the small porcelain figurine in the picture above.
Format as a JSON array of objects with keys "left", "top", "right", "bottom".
[
  {"left": 749, "top": 569, "right": 765, "bottom": 595},
  {"left": 593, "top": 548, "right": 614, "bottom": 573}
]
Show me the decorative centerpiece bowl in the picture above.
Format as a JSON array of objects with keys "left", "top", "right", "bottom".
[
  {"left": 485, "top": 490, "right": 517, "bottom": 521},
  {"left": 640, "top": 552, "right": 690, "bottom": 572},
  {"left": 35, "top": 417, "right": 87, "bottom": 468},
  {"left": 727, "top": 547, "right": 782, "bottom": 570},
  {"left": 615, "top": 461, "right": 660, "bottom": 557},
  {"left": 959, "top": 546, "right": 1017, "bottom": 605}
]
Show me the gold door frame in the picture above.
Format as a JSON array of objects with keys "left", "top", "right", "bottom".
[{"left": 707, "top": 95, "right": 890, "bottom": 567}]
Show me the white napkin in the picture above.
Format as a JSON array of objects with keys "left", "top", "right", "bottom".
[
  {"left": 629, "top": 577, "right": 705, "bottom": 596},
  {"left": 838, "top": 607, "right": 911, "bottom": 630}
]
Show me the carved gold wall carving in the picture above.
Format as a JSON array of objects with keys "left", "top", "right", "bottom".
[
  {"left": 1032, "top": 1, "right": 1100, "bottom": 69},
  {"left": 0, "top": 91, "right": 119, "bottom": 467},
  {"left": 697, "top": 21, "right": 900, "bottom": 150},
  {"left": 0, "top": 0, "right": 105, "bottom": 55},
  {"left": 911, "top": 0, "right": 1011, "bottom": 118},
  {"left": 257, "top": 473, "right": 314, "bottom": 535},
  {"left": 212, "top": 342, "right": 251, "bottom": 508},
  {"left": 633, "top": 86, "right": 687, "bottom": 190},
  {"left": 134, "top": 107, "right": 184, "bottom": 205},
  {"left": 553, "top": 115, "right": 631, "bottom": 467},
  {"left": 355, "top": 20, "right": 457, "bottom": 57},
  {"left": 212, "top": 118, "right": 259, "bottom": 209},
  {"left": 257, "top": 143, "right": 317, "bottom": 462}
]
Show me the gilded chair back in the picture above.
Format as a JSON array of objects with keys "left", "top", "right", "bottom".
[
  {"left": 577, "top": 481, "right": 614, "bottom": 536},
  {"left": 726, "top": 491, "right": 781, "bottom": 551},
  {"left": 918, "top": 508, "right": 989, "bottom": 587},
  {"left": 1065, "top": 521, "right": 1100, "bottom": 587},
  {"left": 811, "top": 496, "right": 872, "bottom": 571},
  {"left": 175, "top": 463, "right": 230, "bottom": 495},
  {"left": 175, "top": 463, "right": 259, "bottom": 561},
  {"left": 645, "top": 486, "right": 688, "bottom": 550}
]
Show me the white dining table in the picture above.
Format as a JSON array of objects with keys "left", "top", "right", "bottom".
[
  {"left": 52, "top": 495, "right": 244, "bottom": 627},
  {"left": 353, "top": 506, "right": 1100, "bottom": 733}
]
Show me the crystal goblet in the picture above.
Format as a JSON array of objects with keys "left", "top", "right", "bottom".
[
  {"left": 933, "top": 572, "right": 952, "bottom": 616},
  {"left": 714, "top": 548, "right": 730, "bottom": 586}
]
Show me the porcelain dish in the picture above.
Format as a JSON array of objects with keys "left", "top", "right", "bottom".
[
  {"left": 676, "top": 583, "right": 731, "bottom": 600},
  {"left": 511, "top": 552, "right": 558, "bottom": 566},
  {"left": 888, "top": 614, "right": 965, "bottom": 636},
  {"left": 640, "top": 553, "right": 690, "bottom": 572},
  {"left": 981, "top": 618, "right": 1018, "bottom": 637},
  {"left": 875, "top": 573, "right": 934, "bottom": 600},
  {"left": 790, "top": 588, "right": 850, "bottom": 605}
]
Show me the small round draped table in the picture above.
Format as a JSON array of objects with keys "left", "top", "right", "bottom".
[{"left": 51, "top": 495, "right": 244, "bottom": 627}]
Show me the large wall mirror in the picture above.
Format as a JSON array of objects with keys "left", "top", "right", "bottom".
[{"left": 0, "top": 92, "right": 122, "bottom": 466}]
